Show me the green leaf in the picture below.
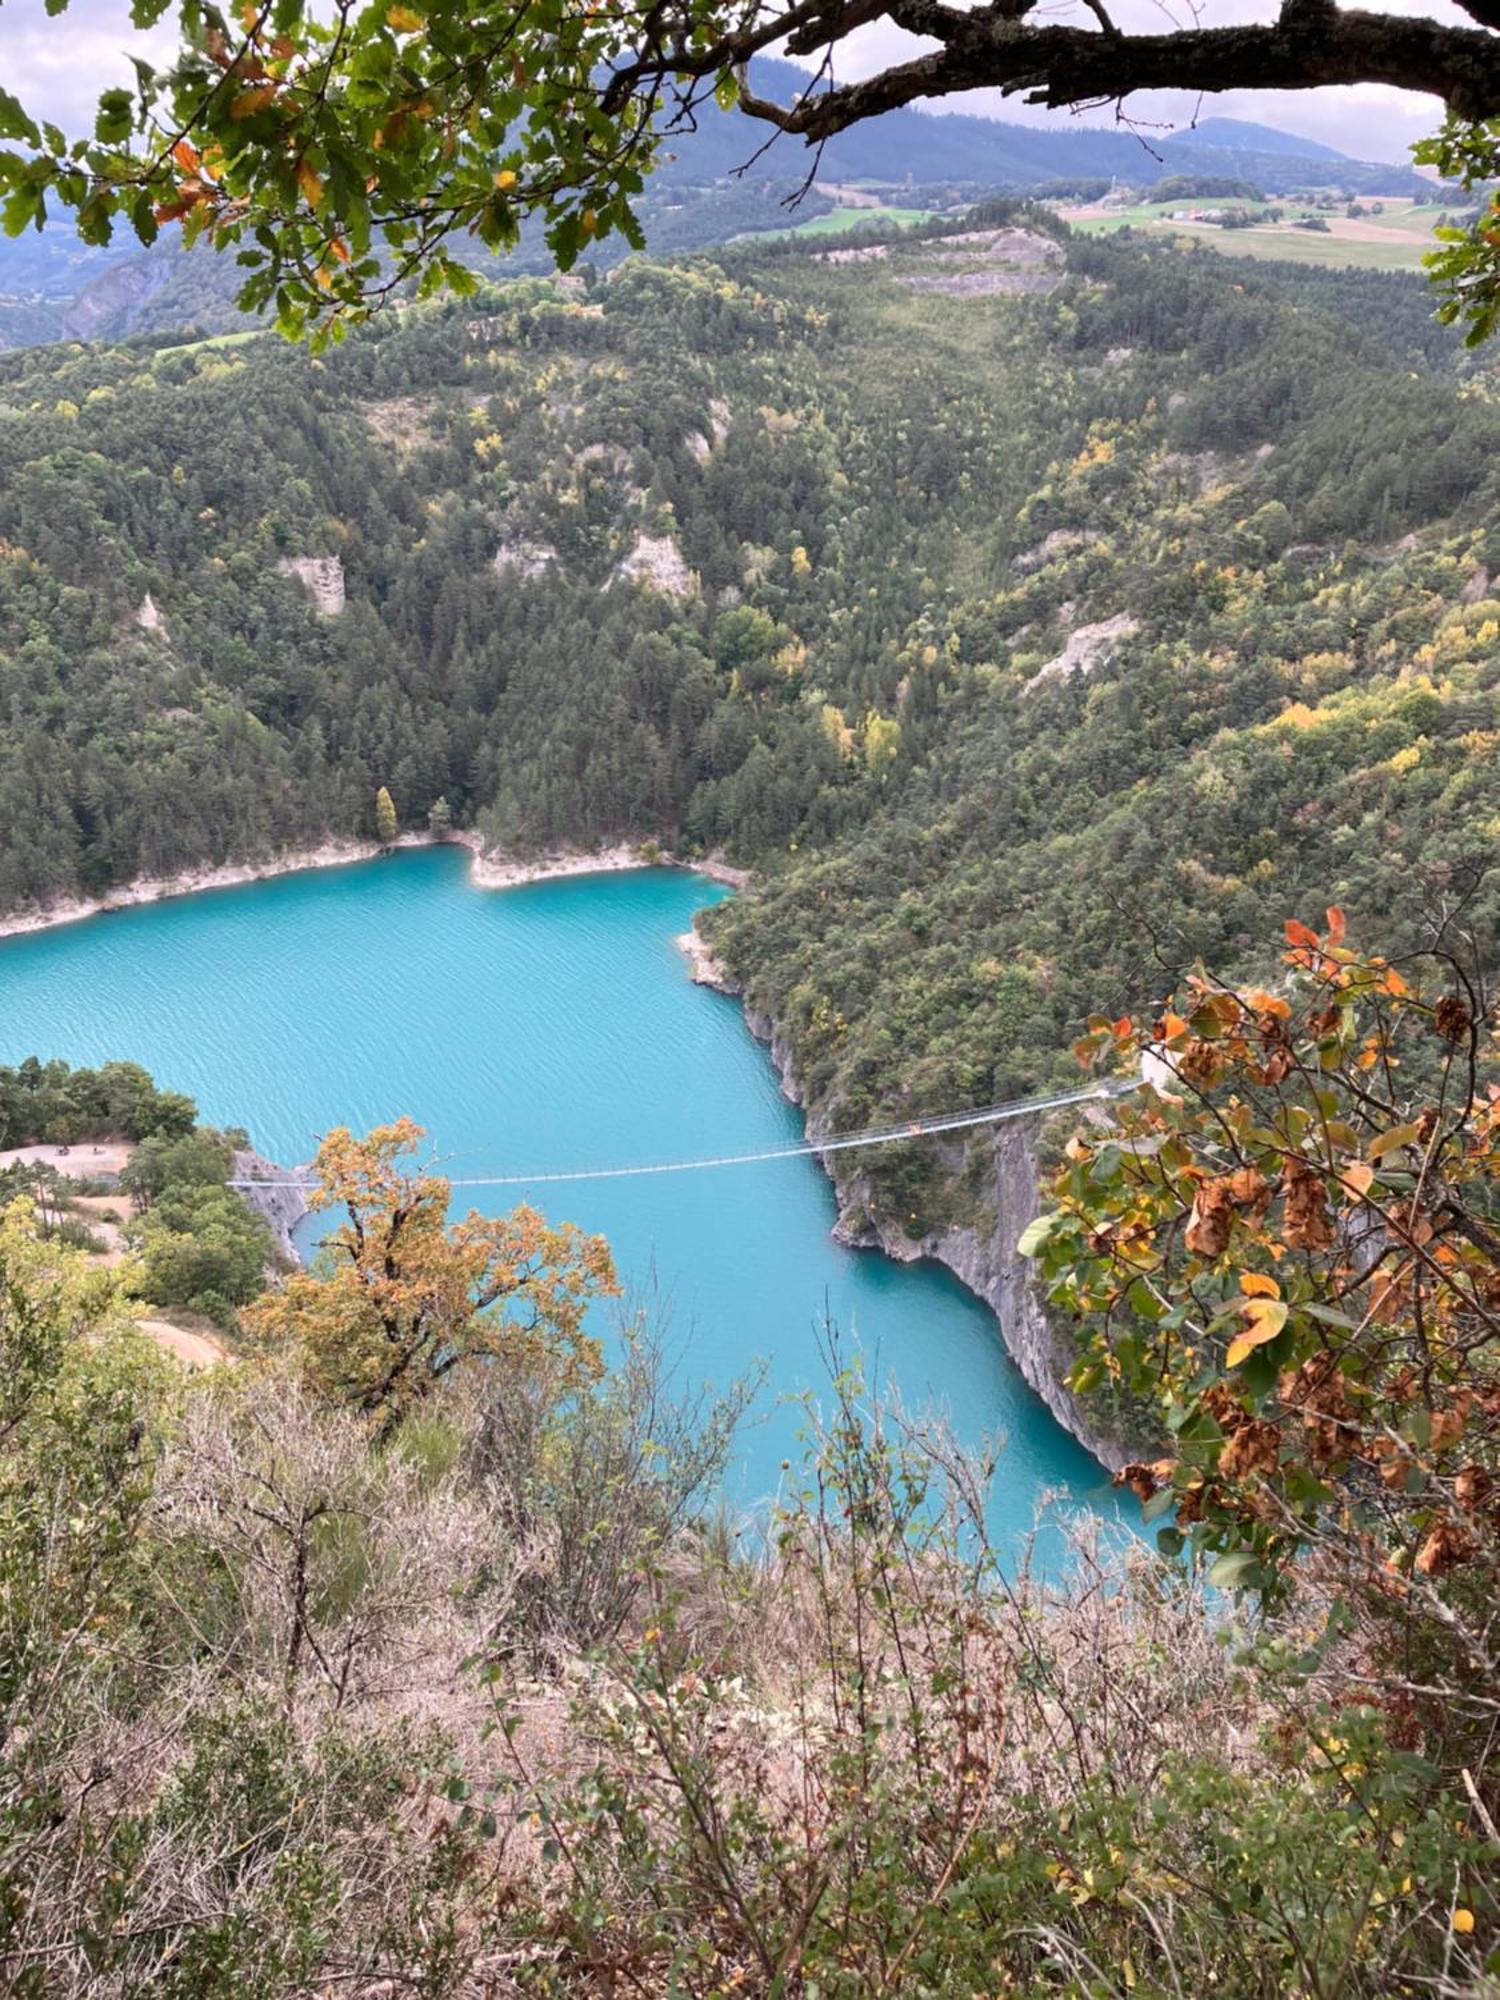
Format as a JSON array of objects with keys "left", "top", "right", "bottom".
[
  {"left": 1, "top": 184, "right": 45, "bottom": 238},
  {"left": 1016, "top": 1210, "right": 1061, "bottom": 1258},
  {"left": 1209, "top": 1549, "right": 1262, "bottom": 1590},
  {"left": 0, "top": 90, "right": 41, "bottom": 147},
  {"left": 95, "top": 90, "right": 135, "bottom": 146}
]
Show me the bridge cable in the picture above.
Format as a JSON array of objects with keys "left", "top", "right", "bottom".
[{"left": 228, "top": 1078, "right": 1138, "bottom": 1192}]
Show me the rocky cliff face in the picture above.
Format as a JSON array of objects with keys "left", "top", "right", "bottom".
[
  {"left": 689, "top": 936, "right": 1131, "bottom": 1473},
  {"left": 59, "top": 251, "right": 176, "bottom": 341},
  {"left": 827, "top": 1118, "right": 1134, "bottom": 1474},
  {"left": 275, "top": 555, "right": 346, "bottom": 616},
  {"left": 232, "top": 1150, "right": 313, "bottom": 1265}
]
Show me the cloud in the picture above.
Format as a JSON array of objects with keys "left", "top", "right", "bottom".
[
  {"left": 3, "top": 0, "right": 175, "bottom": 135},
  {"left": 787, "top": 0, "right": 1475, "bottom": 163}
]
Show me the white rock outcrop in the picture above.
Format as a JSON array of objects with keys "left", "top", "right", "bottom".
[
  {"left": 275, "top": 555, "right": 345, "bottom": 616},
  {"left": 494, "top": 536, "right": 558, "bottom": 582},
  {"left": 1023, "top": 612, "right": 1138, "bottom": 693},
  {"left": 613, "top": 532, "right": 698, "bottom": 601},
  {"left": 1013, "top": 528, "right": 1102, "bottom": 574}
]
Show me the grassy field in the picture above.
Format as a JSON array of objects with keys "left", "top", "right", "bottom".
[
  {"left": 162, "top": 326, "right": 265, "bottom": 355},
  {"left": 1058, "top": 196, "right": 1442, "bottom": 274},
  {"left": 785, "top": 205, "right": 937, "bottom": 239}
]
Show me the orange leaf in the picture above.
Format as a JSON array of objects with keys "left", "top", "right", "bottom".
[
  {"left": 1325, "top": 906, "right": 1346, "bottom": 944},
  {"left": 1240, "top": 1272, "right": 1280, "bottom": 1298},
  {"left": 297, "top": 158, "right": 325, "bottom": 209},
  {"left": 229, "top": 83, "right": 279, "bottom": 119},
  {"left": 1284, "top": 918, "right": 1320, "bottom": 951},
  {"left": 329, "top": 234, "right": 350, "bottom": 264},
  {"left": 1340, "top": 1159, "right": 1374, "bottom": 1198},
  {"left": 171, "top": 139, "right": 200, "bottom": 174}
]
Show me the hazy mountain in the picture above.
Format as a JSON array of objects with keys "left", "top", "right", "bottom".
[
  {"left": 1161, "top": 115, "right": 1348, "bottom": 161},
  {"left": 663, "top": 59, "right": 1416, "bottom": 196},
  {"left": 0, "top": 58, "right": 1431, "bottom": 350}
]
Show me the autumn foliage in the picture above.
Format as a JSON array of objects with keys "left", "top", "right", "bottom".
[
  {"left": 1026, "top": 913, "right": 1499, "bottom": 1802},
  {"left": 246, "top": 1118, "right": 616, "bottom": 1427}
]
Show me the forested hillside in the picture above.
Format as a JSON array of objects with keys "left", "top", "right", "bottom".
[
  {"left": 2, "top": 213, "right": 1498, "bottom": 1224},
  {"left": 4, "top": 189, "right": 1500, "bottom": 1997}
]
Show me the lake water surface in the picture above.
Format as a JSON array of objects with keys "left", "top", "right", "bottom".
[{"left": 0, "top": 847, "right": 1123, "bottom": 1545}]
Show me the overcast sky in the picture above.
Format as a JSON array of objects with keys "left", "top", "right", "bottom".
[{"left": 0, "top": 0, "right": 1475, "bottom": 164}]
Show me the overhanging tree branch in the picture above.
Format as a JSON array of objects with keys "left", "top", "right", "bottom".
[{"left": 716, "top": 1, "right": 1500, "bottom": 138}]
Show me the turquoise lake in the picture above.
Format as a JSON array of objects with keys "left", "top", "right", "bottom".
[{"left": 0, "top": 845, "right": 1124, "bottom": 1548}]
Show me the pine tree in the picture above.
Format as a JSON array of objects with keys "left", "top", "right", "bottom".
[{"left": 375, "top": 787, "right": 398, "bottom": 847}]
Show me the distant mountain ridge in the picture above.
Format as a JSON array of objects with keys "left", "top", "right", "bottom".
[
  {"left": 705, "top": 59, "right": 1417, "bottom": 194},
  {"left": 0, "top": 59, "right": 1433, "bottom": 350},
  {"left": 1160, "top": 115, "right": 1347, "bottom": 162}
]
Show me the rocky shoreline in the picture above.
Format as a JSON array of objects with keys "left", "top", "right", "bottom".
[
  {"left": 675, "top": 918, "right": 1130, "bottom": 1475},
  {"left": 231, "top": 1149, "right": 316, "bottom": 1264},
  {"left": 7, "top": 835, "right": 1122, "bottom": 1473},
  {"left": 0, "top": 831, "right": 749, "bottom": 942}
]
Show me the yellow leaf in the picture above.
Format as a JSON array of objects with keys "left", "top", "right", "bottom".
[
  {"left": 1453, "top": 1908, "right": 1475, "bottom": 1935},
  {"left": 493, "top": 169, "right": 518, "bottom": 192},
  {"left": 297, "top": 159, "right": 324, "bottom": 209},
  {"left": 581, "top": 207, "right": 598, "bottom": 234},
  {"left": 1226, "top": 1298, "right": 1288, "bottom": 1368},
  {"left": 386, "top": 4, "right": 426, "bottom": 29},
  {"left": 1240, "top": 1272, "right": 1280, "bottom": 1299}
]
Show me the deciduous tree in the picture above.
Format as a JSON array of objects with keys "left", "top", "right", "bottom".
[
  {"left": 247, "top": 1119, "right": 616, "bottom": 1428},
  {"left": 1025, "top": 911, "right": 1499, "bottom": 1780},
  {"left": 374, "top": 785, "right": 398, "bottom": 847}
]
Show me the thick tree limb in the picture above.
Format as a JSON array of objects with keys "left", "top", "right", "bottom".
[{"left": 627, "top": 0, "right": 1500, "bottom": 140}]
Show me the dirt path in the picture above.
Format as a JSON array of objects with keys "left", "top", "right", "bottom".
[
  {"left": 136, "top": 1318, "right": 228, "bottom": 1369},
  {"left": 0, "top": 1141, "right": 131, "bottom": 1177},
  {"left": 68, "top": 1192, "right": 130, "bottom": 1262}
]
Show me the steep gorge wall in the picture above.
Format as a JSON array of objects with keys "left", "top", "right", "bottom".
[
  {"left": 232, "top": 1149, "right": 312, "bottom": 1263},
  {"left": 702, "top": 969, "right": 1132, "bottom": 1474}
]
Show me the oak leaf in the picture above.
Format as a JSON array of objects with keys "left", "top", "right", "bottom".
[
  {"left": 1185, "top": 1179, "right": 1235, "bottom": 1258},
  {"left": 1226, "top": 1297, "right": 1288, "bottom": 1368},
  {"left": 1281, "top": 1159, "right": 1335, "bottom": 1250}
]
